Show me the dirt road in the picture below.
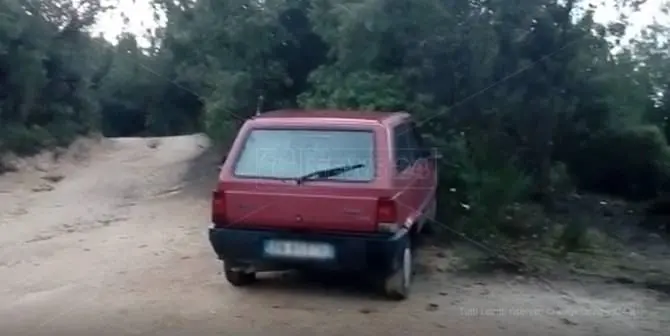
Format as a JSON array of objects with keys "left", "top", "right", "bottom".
[{"left": 0, "top": 135, "right": 668, "bottom": 336}]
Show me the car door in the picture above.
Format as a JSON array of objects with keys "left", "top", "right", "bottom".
[
  {"left": 392, "top": 121, "right": 422, "bottom": 227},
  {"left": 407, "top": 122, "right": 435, "bottom": 210}
]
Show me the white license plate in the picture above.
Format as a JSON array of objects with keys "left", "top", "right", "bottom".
[{"left": 264, "top": 240, "right": 335, "bottom": 260}]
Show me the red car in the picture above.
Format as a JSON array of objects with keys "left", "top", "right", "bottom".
[{"left": 209, "top": 109, "right": 439, "bottom": 300}]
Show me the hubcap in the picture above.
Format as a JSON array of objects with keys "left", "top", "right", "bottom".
[{"left": 402, "top": 247, "right": 412, "bottom": 288}]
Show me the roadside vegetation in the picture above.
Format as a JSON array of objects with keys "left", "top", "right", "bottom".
[{"left": 1, "top": 0, "right": 670, "bottom": 290}]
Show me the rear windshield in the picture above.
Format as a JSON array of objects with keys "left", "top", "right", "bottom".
[{"left": 233, "top": 128, "right": 375, "bottom": 181}]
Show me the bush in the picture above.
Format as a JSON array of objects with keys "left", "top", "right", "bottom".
[
  {"left": 432, "top": 132, "right": 531, "bottom": 239},
  {"left": 0, "top": 120, "right": 88, "bottom": 159},
  {"left": 571, "top": 125, "right": 670, "bottom": 200},
  {"left": 297, "top": 69, "right": 408, "bottom": 111},
  {"left": 550, "top": 161, "right": 575, "bottom": 195},
  {"left": 555, "top": 219, "right": 591, "bottom": 253},
  {"left": 202, "top": 71, "right": 254, "bottom": 145},
  {"left": 45, "top": 120, "right": 83, "bottom": 147},
  {"left": 0, "top": 124, "right": 53, "bottom": 156}
]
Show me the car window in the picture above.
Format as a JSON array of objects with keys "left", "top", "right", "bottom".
[
  {"left": 233, "top": 128, "right": 375, "bottom": 181},
  {"left": 408, "top": 122, "right": 428, "bottom": 158},
  {"left": 394, "top": 123, "right": 414, "bottom": 172}
]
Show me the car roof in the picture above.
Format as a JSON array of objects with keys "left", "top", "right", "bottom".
[{"left": 250, "top": 109, "right": 409, "bottom": 125}]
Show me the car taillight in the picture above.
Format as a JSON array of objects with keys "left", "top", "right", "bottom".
[
  {"left": 376, "top": 198, "right": 399, "bottom": 233},
  {"left": 211, "top": 189, "right": 227, "bottom": 226}
]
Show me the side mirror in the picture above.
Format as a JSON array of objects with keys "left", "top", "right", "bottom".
[{"left": 430, "top": 148, "right": 443, "bottom": 160}]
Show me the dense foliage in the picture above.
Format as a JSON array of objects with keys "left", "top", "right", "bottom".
[{"left": 2, "top": 0, "right": 670, "bottom": 236}]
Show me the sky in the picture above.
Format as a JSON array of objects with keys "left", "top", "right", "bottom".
[
  {"left": 92, "top": 0, "right": 669, "bottom": 46},
  {"left": 92, "top": 0, "right": 158, "bottom": 43}
]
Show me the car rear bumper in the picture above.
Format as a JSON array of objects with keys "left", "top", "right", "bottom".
[{"left": 208, "top": 226, "right": 407, "bottom": 274}]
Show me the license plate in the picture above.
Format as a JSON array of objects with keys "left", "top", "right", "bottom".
[{"left": 264, "top": 240, "right": 335, "bottom": 260}]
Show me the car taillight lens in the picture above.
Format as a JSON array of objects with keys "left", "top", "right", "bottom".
[
  {"left": 211, "top": 189, "right": 227, "bottom": 226},
  {"left": 377, "top": 198, "right": 399, "bottom": 232}
]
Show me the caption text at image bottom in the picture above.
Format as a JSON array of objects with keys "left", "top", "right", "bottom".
[{"left": 459, "top": 306, "right": 641, "bottom": 317}]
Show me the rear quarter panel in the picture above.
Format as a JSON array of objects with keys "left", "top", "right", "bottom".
[{"left": 385, "top": 116, "right": 437, "bottom": 230}]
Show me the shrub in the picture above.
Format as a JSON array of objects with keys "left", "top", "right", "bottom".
[
  {"left": 45, "top": 120, "right": 83, "bottom": 147},
  {"left": 571, "top": 125, "right": 670, "bottom": 200},
  {"left": 550, "top": 161, "right": 575, "bottom": 195},
  {"left": 0, "top": 124, "right": 53, "bottom": 156},
  {"left": 554, "top": 219, "right": 591, "bottom": 253},
  {"left": 432, "top": 132, "right": 531, "bottom": 239},
  {"left": 297, "top": 69, "right": 408, "bottom": 111}
]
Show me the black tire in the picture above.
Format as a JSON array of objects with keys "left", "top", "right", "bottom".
[
  {"left": 224, "top": 262, "right": 257, "bottom": 286},
  {"left": 383, "top": 236, "right": 412, "bottom": 301}
]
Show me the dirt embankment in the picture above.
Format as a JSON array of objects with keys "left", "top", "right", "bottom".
[{"left": 0, "top": 135, "right": 668, "bottom": 336}]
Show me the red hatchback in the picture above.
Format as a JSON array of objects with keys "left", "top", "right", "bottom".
[{"left": 208, "top": 109, "right": 439, "bottom": 300}]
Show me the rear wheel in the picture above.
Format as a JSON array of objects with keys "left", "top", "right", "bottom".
[
  {"left": 224, "top": 262, "right": 257, "bottom": 286},
  {"left": 383, "top": 237, "right": 412, "bottom": 300}
]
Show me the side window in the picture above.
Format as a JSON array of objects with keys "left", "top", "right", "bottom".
[
  {"left": 409, "top": 122, "right": 428, "bottom": 159},
  {"left": 394, "top": 123, "right": 414, "bottom": 172}
]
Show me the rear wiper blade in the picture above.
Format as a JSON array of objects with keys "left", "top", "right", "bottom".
[{"left": 295, "top": 164, "right": 365, "bottom": 184}]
